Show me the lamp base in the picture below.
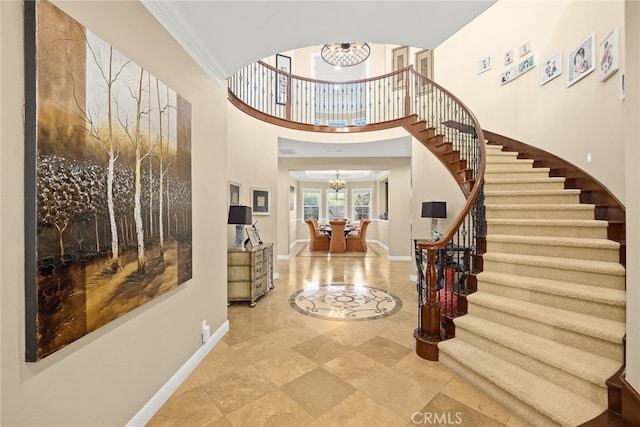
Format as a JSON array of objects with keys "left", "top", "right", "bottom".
[{"left": 234, "top": 224, "right": 245, "bottom": 249}]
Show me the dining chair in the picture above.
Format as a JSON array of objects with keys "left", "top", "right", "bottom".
[
  {"left": 305, "top": 219, "right": 329, "bottom": 251},
  {"left": 346, "top": 219, "right": 371, "bottom": 252},
  {"left": 328, "top": 220, "right": 347, "bottom": 253}
]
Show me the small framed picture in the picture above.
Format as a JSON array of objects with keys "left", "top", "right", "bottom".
[
  {"left": 245, "top": 226, "right": 259, "bottom": 247},
  {"left": 228, "top": 181, "right": 241, "bottom": 206},
  {"left": 504, "top": 49, "right": 514, "bottom": 65},
  {"left": 289, "top": 185, "right": 295, "bottom": 211},
  {"left": 275, "top": 54, "right": 291, "bottom": 105},
  {"left": 567, "top": 33, "right": 595, "bottom": 87},
  {"left": 500, "top": 66, "right": 517, "bottom": 85},
  {"left": 516, "top": 55, "right": 535, "bottom": 77},
  {"left": 476, "top": 55, "right": 492, "bottom": 74},
  {"left": 519, "top": 41, "right": 532, "bottom": 57},
  {"left": 599, "top": 28, "right": 619, "bottom": 82},
  {"left": 540, "top": 51, "right": 563, "bottom": 86},
  {"left": 251, "top": 187, "right": 270, "bottom": 215}
]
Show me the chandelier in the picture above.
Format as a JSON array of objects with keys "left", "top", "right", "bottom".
[
  {"left": 328, "top": 172, "right": 346, "bottom": 191},
  {"left": 321, "top": 42, "right": 371, "bottom": 67}
]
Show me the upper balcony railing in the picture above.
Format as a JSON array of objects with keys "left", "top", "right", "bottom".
[{"left": 228, "top": 60, "right": 486, "bottom": 361}]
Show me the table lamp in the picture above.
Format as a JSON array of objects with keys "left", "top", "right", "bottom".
[
  {"left": 228, "top": 205, "right": 252, "bottom": 249},
  {"left": 421, "top": 201, "right": 447, "bottom": 240}
]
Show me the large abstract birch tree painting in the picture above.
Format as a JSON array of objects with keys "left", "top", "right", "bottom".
[{"left": 24, "top": 0, "right": 193, "bottom": 361}]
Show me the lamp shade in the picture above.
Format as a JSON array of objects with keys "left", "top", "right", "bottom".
[
  {"left": 228, "top": 205, "right": 252, "bottom": 225},
  {"left": 421, "top": 201, "right": 447, "bottom": 218}
]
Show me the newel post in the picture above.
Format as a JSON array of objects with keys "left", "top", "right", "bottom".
[{"left": 414, "top": 240, "right": 441, "bottom": 360}]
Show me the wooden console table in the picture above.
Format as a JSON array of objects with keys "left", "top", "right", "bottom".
[{"left": 227, "top": 243, "right": 273, "bottom": 307}]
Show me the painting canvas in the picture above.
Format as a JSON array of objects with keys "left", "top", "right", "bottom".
[
  {"left": 516, "top": 55, "right": 535, "bottom": 77},
  {"left": 24, "top": 0, "right": 193, "bottom": 361},
  {"left": 415, "top": 49, "right": 434, "bottom": 93},
  {"left": 567, "top": 33, "right": 595, "bottom": 87}
]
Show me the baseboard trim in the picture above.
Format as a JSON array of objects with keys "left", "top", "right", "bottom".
[
  {"left": 126, "top": 320, "right": 230, "bottom": 427},
  {"left": 388, "top": 255, "right": 412, "bottom": 261}
]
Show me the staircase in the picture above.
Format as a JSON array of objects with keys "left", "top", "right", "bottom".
[{"left": 438, "top": 144, "right": 626, "bottom": 426}]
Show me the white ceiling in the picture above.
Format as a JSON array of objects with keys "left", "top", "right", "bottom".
[{"left": 141, "top": 0, "right": 497, "bottom": 84}]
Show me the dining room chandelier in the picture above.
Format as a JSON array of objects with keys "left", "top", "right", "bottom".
[
  {"left": 321, "top": 42, "right": 371, "bottom": 67},
  {"left": 328, "top": 172, "right": 346, "bottom": 192}
]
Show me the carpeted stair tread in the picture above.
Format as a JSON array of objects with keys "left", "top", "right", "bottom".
[
  {"left": 485, "top": 189, "right": 581, "bottom": 197},
  {"left": 485, "top": 177, "right": 566, "bottom": 184},
  {"left": 477, "top": 270, "right": 625, "bottom": 307},
  {"left": 438, "top": 339, "right": 605, "bottom": 426},
  {"left": 486, "top": 203, "right": 595, "bottom": 211},
  {"left": 467, "top": 292, "right": 626, "bottom": 344},
  {"left": 486, "top": 218, "right": 608, "bottom": 227},
  {"left": 486, "top": 158, "right": 534, "bottom": 164},
  {"left": 453, "top": 315, "right": 622, "bottom": 387},
  {"left": 486, "top": 234, "right": 619, "bottom": 249},
  {"left": 483, "top": 252, "right": 625, "bottom": 277}
]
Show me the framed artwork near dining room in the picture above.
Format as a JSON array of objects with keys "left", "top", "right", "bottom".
[{"left": 251, "top": 187, "right": 270, "bottom": 215}]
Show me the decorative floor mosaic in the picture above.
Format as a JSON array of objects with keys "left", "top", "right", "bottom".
[{"left": 289, "top": 284, "right": 402, "bottom": 321}]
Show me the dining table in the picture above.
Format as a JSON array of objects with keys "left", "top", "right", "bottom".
[{"left": 318, "top": 224, "right": 359, "bottom": 238}]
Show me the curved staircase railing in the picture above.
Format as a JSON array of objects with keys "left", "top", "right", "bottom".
[{"left": 228, "top": 61, "right": 487, "bottom": 361}]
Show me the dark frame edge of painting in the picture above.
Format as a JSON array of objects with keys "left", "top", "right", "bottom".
[{"left": 24, "top": 0, "right": 39, "bottom": 363}]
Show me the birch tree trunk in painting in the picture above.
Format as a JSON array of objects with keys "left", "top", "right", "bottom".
[
  {"left": 132, "top": 67, "right": 147, "bottom": 272},
  {"left": 105, "top": 46, "right": 120, "bottom": 268},
  {"left": 156, "top": 78, "right": 165, "bottom": 255}
]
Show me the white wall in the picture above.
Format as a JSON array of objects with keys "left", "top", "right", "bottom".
[
  {"left": 1, "top": 1, "right": 228, "bottom": 425},
  {"left": 435, "top": 0, "right": 626, "bottom": 202}
]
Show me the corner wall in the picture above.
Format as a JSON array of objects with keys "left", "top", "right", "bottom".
[{"left": 1, "top": 1, "right": 228, "bottom": 425}]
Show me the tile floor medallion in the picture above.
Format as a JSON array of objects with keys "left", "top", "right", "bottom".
[{"left": 289, "top": 284, "right": 402, "bottom": 321}]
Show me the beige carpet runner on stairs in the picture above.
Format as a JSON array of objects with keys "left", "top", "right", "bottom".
[{"left": 438, "top": 144, "right": 626, "bottom": 426}]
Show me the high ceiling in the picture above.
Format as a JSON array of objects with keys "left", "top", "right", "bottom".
[
  {"left": 140, "top": 0, "right": 496, "bottom": 182},
  {"left": 141, "top": 0, "right": 497, "bottom": 84}
]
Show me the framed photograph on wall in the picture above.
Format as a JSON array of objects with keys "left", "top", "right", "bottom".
[
  {"left": 516, "top": 55, "right": 535, "bottom": 77},
  {"left": 540, "top": 51, "right": 562, "bottom": 86},
  {"left": 599, "top": 28, "right": 619, "bottom": 82},
  {"left": 519, "top": 41, "right": 532, "bottom": 57},
  {"left": 251, "top": 187, "right": 270, "bottom": 215},
  {"left": 567, "top": 33, "right": 595, "bottom": 87},
  {"left": 500, "top": 66, "right": 517, "bottom": 85},
  {"left": 504, "top": 49, "right": 515, "bottom": 65},
  {"left": 392, "top": 46, "right": 409, "bottom": 89},
  {"left": 228, "top": 181, "right": 241, "bottom": 206},
  {"left": 275, "top": 54, "right": 291, "bottom": 105},
  {"left": 476, "top": 55, "right": 492, "bottom": 75},
  {"left": 415, "top": 49, "right": 433, "bottom": 79}
]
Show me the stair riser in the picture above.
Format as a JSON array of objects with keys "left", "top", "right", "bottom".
[
  {"left": 486, "top": 223, "right": 609, "bottom": 239},
  {"left": 454, "top": 328, "right": 608, "bottom": 407},
  {"left": 486, "top": 153, "right": 520, "bottom": 160},
  {"left": 485, "top": 208, "right": 595, "bottom": 220},
  {"left": 485, "top": 170, "right": 550, "bottom": 180},
  {"left": 482, "top": 259, "right": 625, "bottom": 289},
  {"left": 485, "top": 181, "right": 566, "bottom": 191},
  {"left": 467, "top": 303, "right": 624, "bottom": 361},
  {"left": 485, "top": 240, "right": 620, "bottom": 262},
  {"left": 485, "top": 193, "right": 580, "bottom": 204},
  {"left": 438, "top": 352, "right": 564, "bottom": 427},
  {"left": 477, "top": 281, "right": 626, "bottom": 322}
]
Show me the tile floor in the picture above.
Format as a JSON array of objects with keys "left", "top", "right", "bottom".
[{"left": 148, "top": 242, "right": 530, "bottom": 426}]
